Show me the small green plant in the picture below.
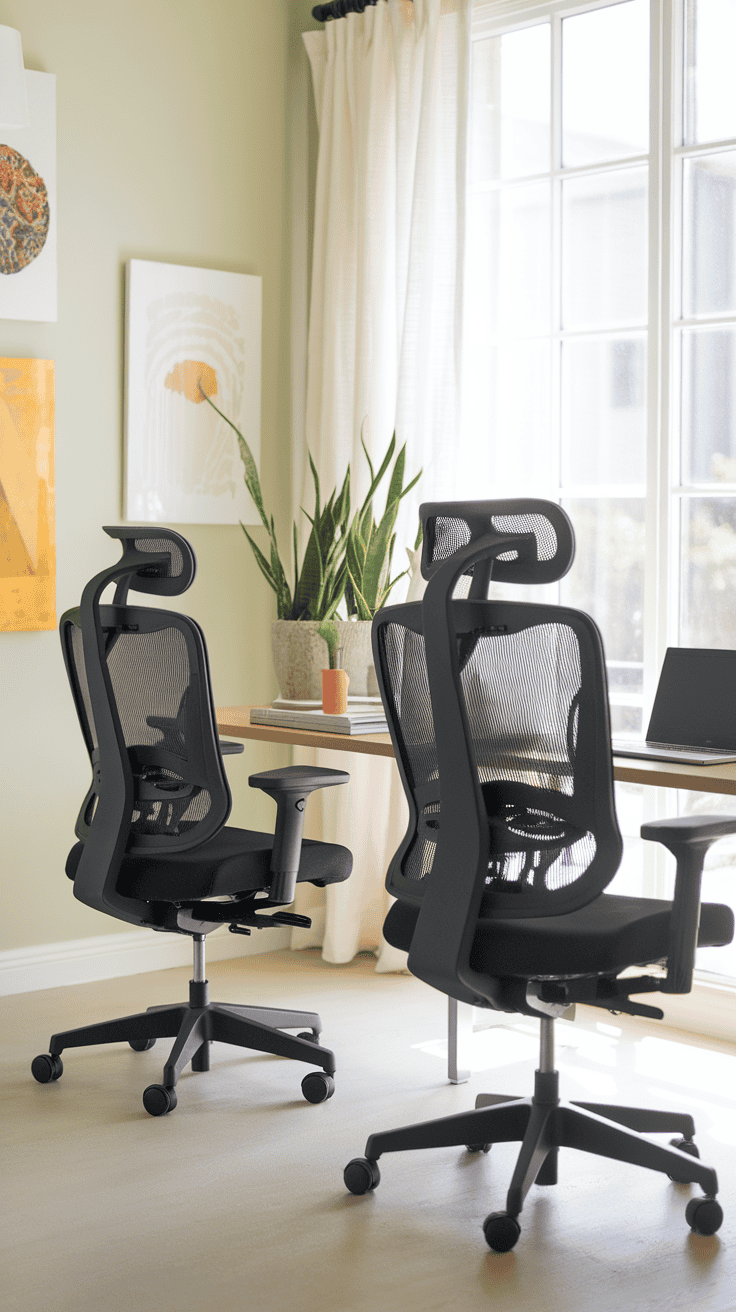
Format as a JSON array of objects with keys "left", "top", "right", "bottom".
[
  {"left": 318, "top": 618, "right": 340, "bottom": 668},
  {"left": 202, "top": 388, "right": 421, "bottom": 622}
]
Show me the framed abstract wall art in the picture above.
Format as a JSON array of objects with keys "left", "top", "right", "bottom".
[
  {"left": 0, "top": 358, "right": 55, "bottom": 631},
  {"left": 124, "top": 260, "right": 262, "bottom": 524},
  {"left": 0, "top": 72, "right": 57, "bottom": 322}
]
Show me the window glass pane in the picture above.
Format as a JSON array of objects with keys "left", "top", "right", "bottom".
[
  {"left": 608, "top": 669, "right": 643, "bottom": 736},
  {"left": 471, "top": 24, "right": 550, "bottom": 181},
  {"left": 562, "top": 0, "right": 649, "bottom": 168},
  {"left": 677, "top": 793, "right": 736, "bottom": 979},
  {"left": 561, "top": 335, "right": 647, "bottom": 486},
  {"left": 680, "top": 328, "right": 736, "bottom": 483},
  {"left": 468, "top": 184, "right": 551, "bottom": 337},
  {"left": 682, "top": 152, "right": 736, "bottom": 319},
  {"left": 684, "top": 0, "right": 736, "bottom": 146},
  {"left": 680, "top": 498, "right": 736, "bottom": 646},
  {"left": 461, "top": 339, "right": 553, "bottom": 495},
  {"left": 560, "top": 498, "right": 645, "bottom": 667},
  {"left": 609, "top": 783, "right": 645, "bottom": 893},
  {"left": 562, "top": 169, "right": 648, "bottom": 330}
]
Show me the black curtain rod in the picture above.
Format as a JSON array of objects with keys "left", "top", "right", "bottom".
[{"left": 312, "top": 0, "right": 390, "bottom": 22}]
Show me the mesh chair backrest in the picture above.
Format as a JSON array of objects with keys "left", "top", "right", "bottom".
[
  {"left": 374, "top": 599, "right": 622, "bottom": 920},
  {"left": 61, "top": 602, "right": 229, "bottom": 853}
]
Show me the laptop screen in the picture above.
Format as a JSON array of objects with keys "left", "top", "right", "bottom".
[{"left": 647, "top": 648, "right": 736, "bottom": 750}]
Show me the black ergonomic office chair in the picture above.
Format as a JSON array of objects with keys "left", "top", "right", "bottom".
[
  {"left": 31, "top": 527, "right": 353, "bottom": 1116},
  {"left": 343, "top": 499, "right": 735, "bottom": 1249}
]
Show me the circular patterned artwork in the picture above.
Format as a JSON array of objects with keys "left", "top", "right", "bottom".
[{"left": 0, "top": 145, "right": 50, "bottom": 276}]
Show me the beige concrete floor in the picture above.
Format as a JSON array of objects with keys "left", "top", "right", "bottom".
[{"left": 1, "top": 948, "right": 735, "bottom": 1312}]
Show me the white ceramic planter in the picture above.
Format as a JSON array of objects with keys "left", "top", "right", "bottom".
[{"left": 271, "top": 619, "right": 376, "bottom": 702}]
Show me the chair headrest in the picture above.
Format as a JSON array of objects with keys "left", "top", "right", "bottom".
[
  {"left": 419, "top": 500, "right": 575, "bottom": 586},
  {"left": 103, "top": 526, "right": 196, "bottom": 596}
]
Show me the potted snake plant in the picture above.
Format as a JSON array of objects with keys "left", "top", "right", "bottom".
[{"left": 202, "top": 390, "right": 421, "bottom": 701}]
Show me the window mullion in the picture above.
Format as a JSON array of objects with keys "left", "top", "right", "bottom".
[
  {"left": 646, "top": 0, "right": 672, "bottom": 690},
  {"left": 551, "top": 9, "right": 563, "bottom": 513}
]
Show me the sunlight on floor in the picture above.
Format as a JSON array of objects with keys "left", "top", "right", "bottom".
[{"left": 410, "top": 1012, "right": 736, "bottom": 1113}]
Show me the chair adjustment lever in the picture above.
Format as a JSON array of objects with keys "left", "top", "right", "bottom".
[
  {"left": 536, "top": 974, "right": 665, "bottom": 1020},
  {"left": 228, "top": 911, "right": 313, "bottom": 936}
]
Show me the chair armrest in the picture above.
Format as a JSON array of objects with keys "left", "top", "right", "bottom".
[
  {"left": 249, "top": 766, "right": 349, "bottom": 905},
  {"left": 219, "top": 739, "right": 244, "bottom": 755},
  {"left": 641, "top": 814, "right": 736, "bottom": 846},
  {"left": 641, "top": 813, "right": 736, "bottom": 993}
]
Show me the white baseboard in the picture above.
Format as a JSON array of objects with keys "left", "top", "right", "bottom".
[{"left": 0, "top": 924, "right": 290, "bottom": 997}]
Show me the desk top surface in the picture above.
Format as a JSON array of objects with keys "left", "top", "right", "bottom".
[{"left": 216, "top": 706, "right": 736, "bottom": 796}]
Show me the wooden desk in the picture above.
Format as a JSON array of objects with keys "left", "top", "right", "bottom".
[
  {"left": 216, "top": 706, "right": 396, "bottom": 761},
  {"left": 217, "top": 706, "right": 736, "bottom": 1081},
  {"left": 217, "top": 705, "right": 736, "bottom": 795}
]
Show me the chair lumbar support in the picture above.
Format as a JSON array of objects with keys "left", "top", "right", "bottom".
[{"left": 344, "top": 1014, "right": 723, "bottom": 1250}]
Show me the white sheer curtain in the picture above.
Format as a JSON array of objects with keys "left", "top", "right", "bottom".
[{"left": 291, "top": 0, "right": 471, "bottom": 970}]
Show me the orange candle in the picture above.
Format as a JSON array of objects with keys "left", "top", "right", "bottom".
[{"left": 322, "top": 667, "right": 349, "bottom": 715}]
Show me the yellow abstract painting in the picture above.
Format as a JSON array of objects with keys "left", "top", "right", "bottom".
[{"left": 0, "top": 358, "right": 55, "bottom": 631}]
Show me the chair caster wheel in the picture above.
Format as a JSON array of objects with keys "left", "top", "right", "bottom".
[
  {"left": 129, "top": 1038, "right": 156, "bottom": 1052},
  {"left": 301, "top": 1071, "right": 335, "bottom": 1104},
  {"left": 31, "top": 1053, "right": 63, "bottom": 1083},
  {"left": 483, "top": 1211, "right": 521, "bottom": 1252},
  {"left": 297, "top": 1031, "right": 319, "bottom": 1043},
  {"left": 466, "top": 1143, "right": 491, "bottom": 1154},
  {"left": 142, "top": 1084, "right": 177, "bottom": 1116},
  {"left": 670, "top": 1136, "right": 699, "bottom": 1156},
  {"left": 344, "top": 1157, "right": 380, "bottom": 1194},
  {"left": 667, "top": 1137, "right": 700, "bottom": 1180},
  {"left": 686, "top": 1196, "right": 723, "bottom": 1236}
]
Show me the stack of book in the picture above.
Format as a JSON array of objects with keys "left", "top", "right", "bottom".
[{"left": 250, "top": 699, "right": 388, "bottom": 735}]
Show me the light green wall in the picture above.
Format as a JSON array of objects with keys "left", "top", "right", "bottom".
[{"left": 0, "top": 0, "right": 302, "bottom": 950}]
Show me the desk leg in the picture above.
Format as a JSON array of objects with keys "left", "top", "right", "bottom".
[{"left": 447, "top": 998, "right": 472, "bottom": 1084}]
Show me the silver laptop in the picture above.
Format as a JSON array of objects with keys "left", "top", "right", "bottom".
[{"left": 611, "top": 647, "right": 736, "bottom": 765}]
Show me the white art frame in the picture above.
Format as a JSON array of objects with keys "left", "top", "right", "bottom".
[
  {"left": 124, "top": 259, "right": 262, "bottom": 524},
  {"left": 0, "top": 71, "right": 57, "bottom": 322}
]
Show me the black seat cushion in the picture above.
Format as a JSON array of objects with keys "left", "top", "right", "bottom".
[
  {"left": 65, "top": 827, "right": 353, "bottom": 902},
  {"left": 384, "top": 893, "right": 734, "bottom": 979}
]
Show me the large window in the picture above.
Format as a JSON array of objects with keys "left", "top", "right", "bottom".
[{"left": 465, "top": 0, "right": 736, "bottom": 984}]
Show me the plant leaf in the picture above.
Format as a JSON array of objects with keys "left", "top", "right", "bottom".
[
  {"left": 334, "top": 466, "right": 351, "bottom": 529},
  {"left": 346, "top": 530, "right": 366, "bottom": 589},
  {"left": 379, "top": 567, "right": 409, "bottom": 607},
  {"left": 270, "top": 535, "right": 293, "bottom": 618},
  {"left": 203, "top": 391, "right": 269, "bottom": 531},
  {"left": 293, "top": 521, "right": 324, "bottom": 620},
  {"left": 362, "top": 512, "right": 398, "bottom": 611},
  {"left": 358, "top": 433, "right": 395, "bottom": 517},
  {"left": 292, "top": 522, "right": 300, "bottom": 600},
  {"left": 385, "top": 443, "right": 406, "bottom": 511},
  {"left": 360, "top": 418, "right": 375, "bottom": 487},
  {"left": 318, "top": 618, "right": 340, "bottom": 667},
  {"left": 308, "top": 450, "right": 321, "bottom": 523},
  {"left": 346, "top": 564, "right": 373, "bottom": 621},
  {"left": 241, "top": 525, "right": 280, "bottom": 599}
]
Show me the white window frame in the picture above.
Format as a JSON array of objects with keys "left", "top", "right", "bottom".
[{"left": 470, "top": 0, "right": 736, "bottom": 1039}]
